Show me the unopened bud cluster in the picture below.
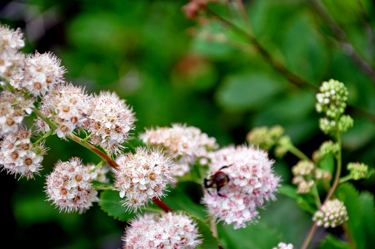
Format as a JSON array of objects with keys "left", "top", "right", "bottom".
[
  {"left": 246, "top": 125, "right": 284, "bottom": 151},
  {"left": 140, "top": 124, "right": 217, "bottom": 180},
  {"left": 114, "top": 147, "right": 173, "bottom": 211},
  {"left": 291, "top": 160, "right": 331, "bottom": 194},
  {"left": 313, "top": 199, "right": 349, "bottom": 228},
  {"left": 45, "top": 157, "right": 99, "bottom": 213},
  {"left": 203, "top": 145, "right": 280, "bottom": 229},
  {"left": 316, "top": 79, "right": 353, "bottom": 134},
  {"left": 273, "top": 242, "right": 294, "bottom": 249},
  {"left": 347, "top": 162, "right": 368, "bottom": 180},
  {"left": 123, "top": 212, "right": 202, "bottom": 249}
]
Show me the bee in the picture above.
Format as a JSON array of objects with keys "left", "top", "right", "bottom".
[{"left": 204, "top": 165, "right": 232, "bottom": 197}]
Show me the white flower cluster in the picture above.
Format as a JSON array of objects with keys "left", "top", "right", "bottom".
[
  {"left": 313, "top": 199, "right": 349, "bottom": 228},
  {"left": 123, "top": 212, "right": 202, "bottom": 249},
  {"left": 36, "top": 83, "right": 90, "bottom": 138},
  {"left": 0, "top": 90, "right": 33, "bottom": 135},
  {"left": 0, "top": 25, "right": 25, "bottom": 80},
  {"left": 45, "top": 157, "right": 99, "bottom": 213},
  {"left": 0, "top": 127, "right": 46, "bottom": 179},
  {"left": 316, "top": 79, "right": 348, "bottom": 118},
  {"left": 83, "top": 91, "right": 135, "bottom": 154},
  {"left": 273, "top": 242, "right": 294, "bottom": 249},
  {"left": 203, "top": 145, "right": 280, "bottom": 229},
  {"left": 140, "top": 124, "right": 218, "bottom": 179},
  {"left": 114, "top": 147, "right": 173, "bottom": 211}
]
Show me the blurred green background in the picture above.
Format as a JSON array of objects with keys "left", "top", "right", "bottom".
[{"left": 1, "top": 0, "right": 375, "bottom": 248}]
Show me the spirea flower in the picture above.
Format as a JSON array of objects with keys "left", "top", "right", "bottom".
[
  {"left": 114, "top": 147, "right": 173, "bottom": 211},
  {"left": 83, "top": 91, "right": 135, "bottom": 154},
  {"left": 36, "top": 83, "right": 90, "bottom": 138},
  {"left": 202, "top": 145, "right": 280, "bottom": 229},
  {"left": 140, "top": 124, "right": 218, "bottom": 179},
  {"left": 273, "top": 242, "right": 294, "bottom": 249},
  {"left": 0, "top": 90, "right": 34, "bottom": 135},
  {"left": 0, "top": 127, "right": 46, "bottom": 179},
  {"left": 123, "top": 212, "right": 202, "bottom": 249},
  {"left": 10, "top": 52, "right": 66, "bottom": 96},
  {"left": 313, "top": 199, "right": 348, "bottom": 228},
  {"left": 45, "top": 157, "right": 99, "bottom": 213},
  {"left": 0, "top": 25, "right": 25, "bottom": 79}
]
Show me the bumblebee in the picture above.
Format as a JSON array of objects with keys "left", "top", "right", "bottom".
[{"left": 204, "top": 165, "right": 231, "bottom": 197}]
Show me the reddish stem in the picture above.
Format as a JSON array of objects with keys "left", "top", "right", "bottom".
[{"left": 152, "top": 197, "right": 173, "bottom": 213}]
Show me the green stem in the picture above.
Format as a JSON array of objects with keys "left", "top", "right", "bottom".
[
  {"left": 288, "top": 144, "right": 310, "bottom": 161},
  {"left": 89, "top": 160, "right": 105, "bottom": 173},
  {"left": 81, "top": 133, "right": 92, "bottom": 143},
  {"left": 33, "top": 129, "right": 53, "bottom": 146},
  {"left": 312, "top": 185, "right": 321, "bottom": 208},
  {"left": 339, "top": 175, "right": 353, "bottom": 184},
  {"left": 301, "top": 223, "right": 318, "bottom": 249}
]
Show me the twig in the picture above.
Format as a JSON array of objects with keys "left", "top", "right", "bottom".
[
  {"left": 152, "top": 197, "right": 173, "bottom": 213},
  {"left": 301, "top": 222, "right": 318, "bottom": 249}
]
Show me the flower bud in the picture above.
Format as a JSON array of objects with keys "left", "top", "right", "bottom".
[
  {"left": 347, "top": 162, "right": 368, "bottom": 180},
  {"left": 338, "top": 115, "right": 354, "bottom": 133},
  {"left": 296, "top": 180, "right": 314, "bottom": 194},
  {"left": 316, "top": 79, "right": 348, "bottom": 119},
  {"left": 319, "top": 140, "right": 340, "bottom": 156},
  {"left": 246, "top": 125, "right": 284, "bottom": 151},
  {"left": 292, "top": 160, "right": 314, "bottom": 177},
  {"left": 313, "top": 199, "right": 349, "bottom": 228}
]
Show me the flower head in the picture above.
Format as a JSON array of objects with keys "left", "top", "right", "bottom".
[
  {"left": 36, "top": 83, "right": 90, "bottom": 138},
  {"left": 0, "top": 127, "right": 46, "bottom": 179},
  {"left": 140, "top": 124, "right": 218, "bottom": 180},
  {"left": 45, "top": 157, "right": 99, "bottom": 213},
  {"left": 114, "top": 147, "right": 173, "bottom": 211},
  {"left": 123, "top": 212, "right": 202, "bottom": 249},
  {"left": 313, "top": 199, "right": 349, "bottom": 228},
  {"left": 0, "top": 90, "right": 34, "bottom": 135},
  {"left": 83, "top": 91, "right": 135, "bottom": 154},
  {"left": 316, "top": 79, "right": 348, "bottom": 119},
  {"left": 202, "top": 145, "right": 280, "bottom": 229}
]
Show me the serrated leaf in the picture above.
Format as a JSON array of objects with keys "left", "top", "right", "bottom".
[
  {"left": 320, "top": 234, "right": 351, "bottom": 249},
  {"left": 336, "top": 183, "right": 366, "bottom": 249},
  {"left": 188, "top": 214, "right": 219, "bottom": 249},
  {"left": 278, "top": 185, "right": 298, "bottom": 199},
  {"left": 217, "top": 223, "right": 282, "bottom": 249}
]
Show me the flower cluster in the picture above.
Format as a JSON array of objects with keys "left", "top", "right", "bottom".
[
  {"left": 84, "top": 163, "right": 110, "bottom": 183},
  {"left": 202, "top": 145, "right": 280, "bottom": 229},
  {"left": 36, "top": 83, "right": 90, "bottom": 138},
  {"left": 313, "top": 199, "right": 349, "bottom": 228},
  {"left": 246, "top": 125, "right": 284, "bottom": 151},
  {"left": 0, "top": 127, "right": 46, "bottom": 179},
  {"left": 0, "top": 25, "right": 25, "bottom": 80},
  {"left": 123, "top": 212, "right": 202, "bottom": 249},
  {"left": 114, "top": 147, "right": 173, "bottom": 211},
  {"left": 273, "top": 242, "right": 294, "bottom": 249},
  {"left": 0, "top": 90, "right": 34, "bottom": 135},
  {"left": 83, "top": 91, "right": 135, "bottom": 154},
  {"left": 45, "top": 157, "right": 99, "bottom": 213},
  {"left": 316, "top": 79, "right": 348, "bottom": 118},
  {"left": 347, "top": 162, "right": 368, "bottom": 180},
  {"left": 140, "top": 124, "right": 217, "bottom": 179},
  {"left": 291, "top": 160, "right": 331, "bottom": 194}
]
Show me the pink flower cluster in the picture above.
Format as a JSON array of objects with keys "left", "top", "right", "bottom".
[
  {"left": 0, "top": 127, "right": 46, "bottom": 179},
  {"left": 114, "top": 147, "right": 173, "bottom": 211},
  {"left": 140, "top": 124, "right": 217, "bottom": 179},
  {"left": 83, "top": 91, "right": 135, "bottom": 154},
  {"left": 45, "top": 157, "right": 99, "bottom": 213},
  {"left": 123, "top": 212, "right": 202, "bottom": 249},
  {"left": 202, "top": 145, "right": 280, "bottom": 229},
  {"left": 36, "top": 83, "right": 90, "bottom": 138},
  {"left": 0, "top": 90, "right": 33, "bottom": 135}
]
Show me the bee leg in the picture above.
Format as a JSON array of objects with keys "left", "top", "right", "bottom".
[{"left": 219, "top": 164, "right": 233, "bottom": 171}]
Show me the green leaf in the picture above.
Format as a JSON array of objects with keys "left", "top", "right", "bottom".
[
  {"left": 278, "top": 185, "right": 298, "bottom": 199},
  {"left": 216, "top": 72, "right": 284, "bottom": 112},
  {"left": 189, "top": 215, "right": 219, "bottom": 249},
  {"left": 98, "top": 190, "right": 136, "bottom": 222},
  {"left": 217, "top": 223, "right": 282, "bottom": 249},
  {"left": 336, "top": 183, "right": 366, "bottom": 249},
  {"left": 359, "top": 191, "right": 375, "bottom": 246},
  {"left": 320, "top": 234, "right": 351, "bottom": 249},
  {"left": 318, "top": 154, "right": 335, "bottom": 174},
  {"left": 297, "top": 196, "right": 316, "bottom": 214}
]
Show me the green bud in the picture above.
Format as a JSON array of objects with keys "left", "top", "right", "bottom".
[
  {"left": 247, "top": 125, "right": 284, "bottom": 151},
  {"left": 319, "top": 118, "right": 336, "bottom": 134},
  {"left": 338, "top": 115, "right": 354, "bottom": 133},
  {"left": 316, "top": 79, "right": 348, "bottom": 119},
  {"left": 347, "top": 162, "right": 368, "bottom": 180},
  {"left": 319, "top": 140, "right": 340, "bottom": 156},
  {"left": 292, "top": 160, "right": 314, "bottom": 177},
  {"left": 269, "top": 125, "right": 285, "bottom": 139}
]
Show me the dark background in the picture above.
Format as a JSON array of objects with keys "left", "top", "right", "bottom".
[{"left": 1, "top": 0, "right": 375, "bottom": 248}]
